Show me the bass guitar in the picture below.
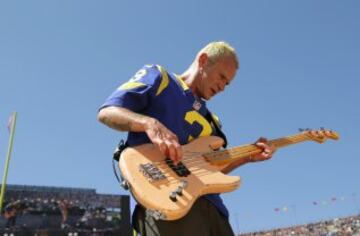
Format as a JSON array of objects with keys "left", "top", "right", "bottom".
[{"left": 119, "top": 128, "right": 339, "bottom": 220}]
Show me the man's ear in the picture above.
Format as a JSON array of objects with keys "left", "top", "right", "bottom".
[{"left": 198, "top": 53, "right": 208, "bottom": 68}]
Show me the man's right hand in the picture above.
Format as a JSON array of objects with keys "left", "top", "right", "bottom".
[
  {"left": 98, "top": 107, "right": 183, "bottom": 164},
  {"left": 145, "top": 118, "right": 183, "bottom": 165}
]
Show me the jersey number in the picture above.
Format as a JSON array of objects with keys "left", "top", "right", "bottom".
[{"left": 184, "top": 111, "right": 212, "bottom": 142}]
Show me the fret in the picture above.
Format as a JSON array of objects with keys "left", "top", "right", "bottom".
[{"left": 203, "top": 131, "right": 338, "bottom": 166}]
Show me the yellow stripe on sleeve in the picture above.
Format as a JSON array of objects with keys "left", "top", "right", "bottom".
[
  {"left": 174, "top": 74, "right": 189, "bottom": 91},
  {"left": 155, "top": 65, "right": 169, "bottom": 96},
  {"left": 118, "top": 82, "right": 146, "bottom": 90}
]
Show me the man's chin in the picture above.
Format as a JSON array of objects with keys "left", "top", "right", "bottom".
[
  {"left": 203, "top": 95, "right": 212, "bottom": 101},
  {"left": 200, "top": 91, "right": 214, "bottom": 100}
]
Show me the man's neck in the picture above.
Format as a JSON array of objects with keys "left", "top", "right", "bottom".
[{"left": 179, "top": 63, "right": 200, "bottom": 96}]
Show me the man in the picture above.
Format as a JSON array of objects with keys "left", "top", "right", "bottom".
[
  {"left": 58, "top": 199, "right": 70, "bottom": 229},
  {"left": 98, "top": 41, "right": 276, "bottom": 236},
  {"left": 4, "top": 200, "right": 26, "bottom": 229}
]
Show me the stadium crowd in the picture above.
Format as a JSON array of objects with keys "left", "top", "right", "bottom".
[
  {"left": 240, "top": 214, "right": 360, "bottom": 236},
  {"left": 3, "top": 185, "right": 360, "bottom": 235},
  {"left": 0, "top": 185, "right": 125, "bottom": 234}
]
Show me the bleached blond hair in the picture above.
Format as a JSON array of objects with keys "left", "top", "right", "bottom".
[{"left": 198, "top": 41, "right": 239, "bottom": 69}]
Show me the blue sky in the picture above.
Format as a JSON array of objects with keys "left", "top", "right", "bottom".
[{"left": 1, "top": 0, "right": 359, "bottom": 233}]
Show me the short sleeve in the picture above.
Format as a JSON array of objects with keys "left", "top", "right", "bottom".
[{"left": 99, "top": 65, "right": 162, "bottom": 112}]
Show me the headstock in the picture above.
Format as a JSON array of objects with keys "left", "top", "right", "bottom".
[{"left": 299, "top": 128, "right": 340, "bottom": 143}]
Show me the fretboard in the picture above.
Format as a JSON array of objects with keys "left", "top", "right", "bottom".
[{"left": 203, "top": 133, "right": 314, "bottom": 165}]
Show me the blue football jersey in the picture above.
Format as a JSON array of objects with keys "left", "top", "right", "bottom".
[{"left": 100, "top": 64, "right": 229, "bottom": 218}]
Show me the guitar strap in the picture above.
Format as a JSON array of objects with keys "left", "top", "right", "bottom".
[
  {"left": 113, "top": 139, "right": 128, "bottom": 162},
  {"left": 204, "top": 109, "right": 228, "bottom": 148},
  {"left": 112, "top": 140, "right": 129, "bottom": 190}
]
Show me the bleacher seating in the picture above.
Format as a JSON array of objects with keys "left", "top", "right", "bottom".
[
  {"left": 0, "top": 184, "right": 130, "bottom": 236},
  {"left": 240, "top": 214, "right": 360, "bottom": 236}
]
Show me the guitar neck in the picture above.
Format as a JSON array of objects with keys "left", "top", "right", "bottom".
[{"left": 203, "top": 133, "right": 313, "bottom": 166}]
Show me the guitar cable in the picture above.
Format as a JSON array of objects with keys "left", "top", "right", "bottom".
[{"left": 112, "top": 139, "right": 130, "bottom": 190}]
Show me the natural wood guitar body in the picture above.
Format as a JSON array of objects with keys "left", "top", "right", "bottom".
[
  {"left": 119, "top": 129, "right": 339, "bottom": 221},
  {"left": 119, "top": 136, "right": 239, "bottom": 221}
]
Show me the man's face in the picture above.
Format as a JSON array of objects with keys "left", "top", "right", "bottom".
[{"left": 198, "top": 56, "right": 237, "bottom": 100}]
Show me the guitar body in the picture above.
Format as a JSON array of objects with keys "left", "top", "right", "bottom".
[
  {"left": 119, "top": 136, "right": 241, "bottom": 221},
  {"left": 118, "top": 128, "right": 339, "bottom": 221}
]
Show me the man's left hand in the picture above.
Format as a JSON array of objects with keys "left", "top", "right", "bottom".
[{"left": 250, "top": 137, "right": 277, "bottom": 162}]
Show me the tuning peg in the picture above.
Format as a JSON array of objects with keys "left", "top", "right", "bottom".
[{"left": 299, "top": 128, "right": 315, "bottom": 132}]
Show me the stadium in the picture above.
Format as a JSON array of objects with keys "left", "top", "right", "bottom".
[
  {"left": 0, "top": 184, "right": 131, "bottom": 236},
  {"left": 1, "top": 183, "right": 359, "bottom": 235},
  {"left": 1, "top": 1, "right": 360, "bottom": 236},
  {"left": 239, "top": 215, "right": 360, "bottom": 235}
]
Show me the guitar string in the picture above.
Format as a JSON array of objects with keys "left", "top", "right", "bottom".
[
  {"left": 164, "top": 169, "right": 213, "bottom": 180},
  {"left": 149, "top": 133, "right": 332, "bottom": 186},
  {"left": 142, "top": 136, "right": 310, "bottom": 186},
  {"left": 137, "top": 135, "right": 308, "bottom": 180},
  {"left": 145, "top": 158, "right": 219, "bottom": 180},
  {"left": 151, "top": 147, "right": 266, "bottom": 178},
  {"left": 147, "top": 135, "right": 307, "bottom": 177},
  {"left": 153, "top": 143, "right": 260, "bottom": 167},
  {"left": 155, "top": 145, "right": 263, "bottom": 171},
  {"left": 156, "top": 135, "right": 305, "bottom": 170},
  {"left": 143, "top": 161, "right": 215, "bottom": 182},
  {"left": 141, "top": 134, "right": 326, "bottom": 187},
  {"left": 156, "top": 146, "right": 303, "bottom": 178},
  {"left": 153, "top": 134, "right": 307, "bottom": 168},
  {"left": 150, "top": 163, "right": 212, "bottom": 179},
  {"left": 156, "top": 168, "right": 220, "bottom": 185},
  {"left": 154, "top": 148, "right": 273, "bottom": 178}
]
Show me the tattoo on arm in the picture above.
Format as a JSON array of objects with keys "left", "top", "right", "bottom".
[
  {"left": 98, "top": 107, "right": 148, "bottom": 132},
  {"left": 103, "top": 116, "right": 132, "bottom": 131}
]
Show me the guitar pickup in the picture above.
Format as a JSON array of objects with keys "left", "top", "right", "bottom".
[{"left": 165, "top": 158, "right": 191, "bottom": 177}]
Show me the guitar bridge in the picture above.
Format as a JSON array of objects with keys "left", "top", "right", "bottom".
[
  {"left": 139, "top": 163, "right": 166, "bottom": 181},
  {"left": 165, "top": 158, "right": 191, "bottom": 177}
]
